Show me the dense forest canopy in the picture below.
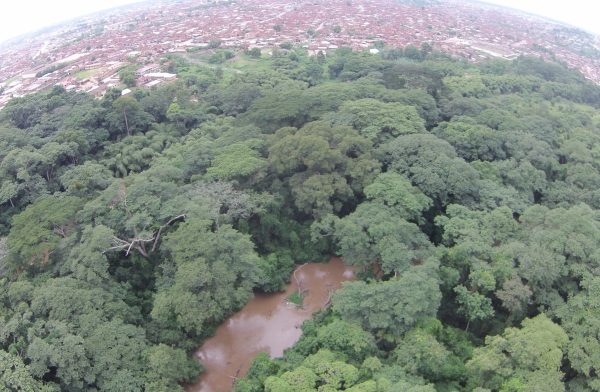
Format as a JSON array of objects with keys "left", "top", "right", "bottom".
[{"left": 0, "top": 45, "right": 599, "bottom": 392}]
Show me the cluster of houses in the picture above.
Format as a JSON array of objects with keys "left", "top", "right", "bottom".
[{"left": 0, "top": 0, "right": 598, "bottom": 108}]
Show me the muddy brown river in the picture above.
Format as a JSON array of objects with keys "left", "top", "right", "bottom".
[{"left": 186, "top": 257, "right": 355, "bottom": 392}]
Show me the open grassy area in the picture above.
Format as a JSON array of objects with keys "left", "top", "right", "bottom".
[
  {"left": 2, "top": 75, "right": 20, "bottom": 85},
  {"left": 180, "top": 50, "right": 272, "bottom": 73},
  {"left": 230, "top": 53, "right": 272, "bottom": 72},
  {"left": 74, "top": 68, "right": 100, "bottom": 80}
]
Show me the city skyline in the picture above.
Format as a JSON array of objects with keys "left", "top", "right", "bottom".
[
  {"left": 1, "top": 0, "right": 599, "bottom": 110},
  {"left": 0, "top": 0, "right": 599, "bottom": 45}
]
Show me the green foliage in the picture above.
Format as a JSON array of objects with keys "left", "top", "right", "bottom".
[
  {"left": 0, "top": 350, "right": 57, "bottom": 391},
  {"left": 36, "top": 63, "right": 67, "bottom": 78},
  {"left": 314, "top": 171, "right": 433, "bottom": 274},
  {"left": 145, "top": 344, "right": 201, "bottom": 391},
  {"left": 264, "top": 349, "right": 360, "bottom": 391},
  {"left": 434, "top": 120, "right": 505, "bottom": 161},
  {"left": 268, "top": 121, "right": 380, "bottom": 217},
  {"left": 328, "top": 98, "right": 426, "bottom": 145},
  {"left": 7, "top": 195, "right": 84, "bottom": 273},
  {"left": 393, "top": 327, "right": 466, "bottom": 383},
  {"left": 256, "top": 252, "right": 295, "bottom": 292},
  {"left": 247, "top": 48, "right": 262, "bottom": 58},
  {"left": 208, "top": 39, "right": 222, "bottom": 49},
  {"left": 454, "top": 285, "right": 495, "bottom": 327},
  {"left": 109, "top": 95, "right": 153, "bottom": 137},
  {"left": 556, "top": 277, "right": 600, "bottom": 390},
  {"left": 287, "top": 290, "right": 304, "bottom": 306},
  {"left": 378, "top": 133, "right": 480, "bottom": 208},
  {"left": 0, "top": 47, "right": 599, "bottom": 392},
  {"left": 206, "top": 141, "right": 267, "bottom": 181},
  {"left": 60, "top": 162, "right": 113, "bottom": 196},
  {"left": 151, "top": 221, "right": 260, "bottom": 337},
  {"left": 119, "top": 65, "right": 137, "bottom": 88},
  {"left": 315, "top": 320, "right": 377, "bottom": 361},
  {"left": 466, "top": 314, "right": 568, "bottom": 391},
  {"left": 333, "top": 262, "right": 441, "bottom": 336}
]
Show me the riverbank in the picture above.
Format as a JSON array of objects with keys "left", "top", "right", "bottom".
[{"left": 186, "top": 257, "right": 354, "bottom": 392}]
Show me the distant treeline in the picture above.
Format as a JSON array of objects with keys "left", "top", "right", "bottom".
[{"left": 35, "top": 62, "right": 67, "bottom": 78}]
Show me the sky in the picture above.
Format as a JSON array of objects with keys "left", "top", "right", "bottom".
[
  {"left": 481, "top": 0, "right": 600, "bottom": 34},
  {"left": 0, "top": 0, "right": 598, "bottom": 44},
  {"left": 0, "top": 0, "right": 143, "bottom": 43}
]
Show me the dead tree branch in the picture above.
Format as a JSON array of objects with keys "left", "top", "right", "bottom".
[
  {"left": 293, "top": 263, "right": 308, "bottom": 295},
  {"left": 103, "top": 214, "right": 187, "bottom": 257},
  {"left": 151, "top": 214, "right": 186, "bottom": 252}
]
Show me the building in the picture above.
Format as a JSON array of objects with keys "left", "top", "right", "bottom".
[{"left": 135, "top": 64, "right": 161, "bottom": 77}]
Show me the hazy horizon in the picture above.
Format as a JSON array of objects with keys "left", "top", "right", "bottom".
[
  {"left": 0, "top": 0, "right": 144, "bottom": 44},
  {"left": 481, "top": 0, "right": 599, "bottom": 34},
  {"left": 0, "top": 0, "right": 598, "bottom": 45}
]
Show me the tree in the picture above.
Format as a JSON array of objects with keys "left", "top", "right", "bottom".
[
  {"left": 557, "top": 277, "right": 600, "bottom": 390},
  {"left": 208, "top": 39, "right": 222, "bottom": 49},
  {"left": 255, "top": 251, "right": 295, "bottom": 292},
  {"left": 0, "top": 350, "right": 56, "bottom": 392},
  {"left": 0, "top": 148, "right": 48, "bottom": 207},
  {"left": 83, "top": 174, "right": 180, "bottom": 258},
  {"left": 265, "top": 350, "right": 359, "bottom": 391},
  {"left": 329, "top": 98, "right": 426, "bottom": 145},
  {"left": 27, "top": 322, "right": 94, "bottom": 390},
  {"left": 119, "top": 66, "right": 137, "bottom": 88},
  {"left": 60, "top": 162, "right": 113, "bottom": 196},
  {"left": 22, "top": 276, "right": 148, "bottom": 390},
  {"left": 466, "top": 314, "right": 568, "bottom": 391},
  {"left": 247, "top": 48, "right": 262, "bottom": 59},
  {"left": 315, "top": 320, "right": 377, "bottom": 361},
  {"left": 29, "top": 277, "right": 132, "bottom": 327},
  {"left": 436, "top": 204, "right": 522, "bottom": 325},
  {"left": 268, "top": 121, "right": 379, "bottom": 217},
  {"left": 517, "top": 204, "right": 599, "bottom": 301},
  {"left": 206, "top": 142, "right": 267, "bottom": 181},
  {"left": 205, "top": 81, "right": 262, "bottom": 116},
  {"left": 298, "top": 62, "right": 324, "bottom": 86},
  {"left": 434, "top": 120, "right": 505, "bottom": 161},
  {"left": 393, "top": 327, "right": 464, "bottom": 383},
  {"left": 208, "top": 51, "right": 226, "bottom": 64},
  {"left": 443, "top": 75, "right": 490, "bottom": 98},
  {"left": 102, "top": 130, "right": 174, "bottom": 177},
  {"left": 84, "top": 319, "right": 148, "bottom": 391},
  {"left": 60, "top": 224, "right": 114, "bottom": 285},
  {"left": 243, "top": 81, "right": 311, "bottom": 131},
  {"left": 145, "top": 344, "right": 201, "bottom": 391},
  {"left": 7, "top": 195, "right": 84, "bottom": 272},
  {"left": 39, "top": 141, "right": 79, "bottom": 181},
  {"left": 453, "top": 285, "right": 494, "bottom": 331},
  {"left": 325, "top": 201, "right": 433, "bottom": 275},
  {"left": 363, "top": 171, "right": 433, "bottom": 222},
  {"left": 333, "top": 263, "right": 441, "bottom": 336},
  {"left": 420, "top": 42, "right": 432, "bottom": 57},
  {"left": 378, "top": 133, "right": 480, "bottom": 208},
  {"left": 0, "top": 180, "right": 18, "bottom": 208},
  {"left": 403, "top": 44, "right": 422, "bottom": 60},
  {"left": 495, "top": 274, "right": 532, "bottom": 320},
  {"left": 109, "top": 96, "right": 152, "bottom": 137},
  {"left": 151, "top": 220, "right": 260, "bottom": 336},
  {"left": 84, "top": 172, "right": 256, "bottom": 259}
]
